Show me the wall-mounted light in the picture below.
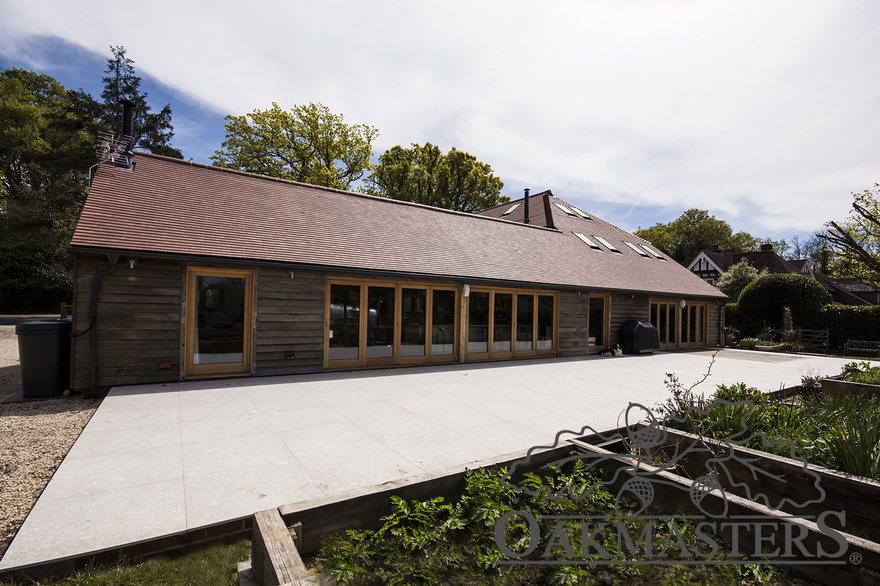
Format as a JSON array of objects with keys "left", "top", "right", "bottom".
[
  {"left": 128, "top": 259, "right": 137, "bottom": 269},
  {"left": 680, "top": 299, "right": 687, "bottom": 309},
  {"left": 463, "top": 284, "right": 470, "bottom": 297},
  {"left": 289, "top": 271, "right": 295, "bottom": 279}
]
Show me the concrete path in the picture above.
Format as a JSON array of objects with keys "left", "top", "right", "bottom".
[{"left": 0, "top": 349, "right": 860, "bottom": 570}]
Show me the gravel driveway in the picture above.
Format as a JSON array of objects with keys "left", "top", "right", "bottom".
[{"left": 0, "top": 318, "right": 101, "bottom": 558}]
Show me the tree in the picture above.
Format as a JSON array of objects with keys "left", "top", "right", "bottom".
[
  {"left": 820, "top": 184, "right": 880, "bottom": 283},
  {"left": 211, "top": 102, "right": 377, "bottom": 190},
  {"left": 714, "top": 259, "right": 768, "bottom": 301},
  {"left": 100, "top": 46, "right": 182, "bottom": 158},
  {"left": 0, "top": 69, "right": 100, "bottom": 310},
  {"left": 634, "top": 209, "right": 759, "bottom": 263},
  {"left": 365, "top": 142, "right": 507, "bottom": 212},
  {"left": 736, "top": 273, "right": 831, "bottom": 335}
]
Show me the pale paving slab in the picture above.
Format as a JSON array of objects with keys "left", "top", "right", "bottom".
[{"left": 0, "top": 349, "right": 863, "bottom": 570}]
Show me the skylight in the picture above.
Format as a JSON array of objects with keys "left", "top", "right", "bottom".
[
  {"left": 501, "top": 203, "right": 521, "bottom": 216},
  {"left": 553, "top": 203, "right": 576, "bottom": 216},
  {"left": 570, "top": 207, "right": 592, "bottom": 220},
  {"left": 594, "top": 236, "right": 621, "bottom": 253},
  {"left": 640, "top": 244, "right": 666, "bottom": 260},
  {"left": 574, "top": 233, "right": 601, "bottom": 249},
  {"left": 624, "top": 241, "right": 650, "bottom": 257}
]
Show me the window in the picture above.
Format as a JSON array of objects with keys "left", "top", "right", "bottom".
[
  {"left": 641, "top": 244, "right": 665, "bottom": 260},
  {"left": 588, "top": 294, "right": 609, "bottom": 348},
  {"left": 594, "top": 236, "right": 620, "bottom": 253},
  {"left": 468, "top": 292, "right": 490, "bottom": 354},
  {"left": 468, "top": 289, "right": 556, "bottom": 359},
  {"left": 501, "top": 203, "right": 521, "bottom": 216},
  {"left": 574, "top": 233, "right": 601, "bottom": 249},
  {"left": 327, "top": 280, "right": 459, "bottom": 367},
  {"left": 571, "top": 207, "right": 592, "bottom": 220},
  {"left": 624, "top": 241, "right": 650, "bottom": 257},
  {"left": 554, "top": 202, "right": 576, "bottom": 216}
]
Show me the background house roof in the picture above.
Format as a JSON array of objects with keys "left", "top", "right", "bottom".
[{"left": 71, "top": 153, "right": 726, "bottom": 299}]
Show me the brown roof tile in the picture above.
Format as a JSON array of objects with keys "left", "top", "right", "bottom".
[{"left": 70, "top": 153, "right": 726, "bottom": 299}]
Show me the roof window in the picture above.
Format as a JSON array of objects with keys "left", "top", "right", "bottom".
[
  {"left": 574, "top": 233, "right": 601, "bottom": 250},
  {"left": 640, "top": 244, "right": 666, "bottom": 260},
  {"left": 594, "top": 236, "right": 621, "bottom": 253},
  {"left": 501, "top": 203, "right": 521, "bottom": 216},
  {"left": 570, "top": 207, "right": 592, "bottom": 220},
  {"left": 624, "top": 241, "right": 650, "bottom": 257},
  {"left": 553, "top": 203, "right": 576, "bottom": 216}
]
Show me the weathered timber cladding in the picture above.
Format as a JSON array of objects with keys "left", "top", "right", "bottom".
[
  {"left": 72, "top": 255, "right": 182, "bottom": 391},
  {"left": 708, "top": 300, "right": 722, "bottom": 346},
  {"left": 255, "top": 268, "right": 325, "bottom": 375},
  {"left": 558, "top": 290, "right": 588, "bottom": 356},
  {"left": 608, "top": 293, "right": 650, "bottom": 348}
]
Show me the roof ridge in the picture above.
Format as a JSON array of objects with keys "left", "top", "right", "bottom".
[{"left": 126, "top": 152, "right": 560, "bottom": 231}]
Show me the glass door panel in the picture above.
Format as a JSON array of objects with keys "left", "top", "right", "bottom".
[
  {"left": 588, "top": 296, "right": 607, "bottom": 348},
  {"left": 431, "top": 289, "right": 456, "bottom": 356},
  {"left": 366, "top": 286, "right": 395, "bottom": 360},
  {"left": 493, "top": 293, "right": 513, "bottom": 353},
  {"left": 537, "top": 295, "right": 554, "bottom": 351},
  {"left": 329, "top": 284, "right": 361, "bottom": 362},
  {"left": 185, "top": 268, "right": 253, "bottom": 379},
  {"left": 516, "top": 294, "right": 534, "bottom": 351},
  {"left": 401, "top": 288, "right": 426, "bottom": 357},
  {"left": 468, "top": 292, "right": 490, "bottom": 354}
]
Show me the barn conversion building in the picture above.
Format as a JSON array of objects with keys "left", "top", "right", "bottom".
[{"left": 68, "top": 153, "right": 727, "bottom": 393}]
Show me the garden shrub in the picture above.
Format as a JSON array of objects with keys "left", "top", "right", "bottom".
[
  {"left": 736, "top": 273, "right": 831, "bottom": 336},
  {"left": 816, "top": 304, "right": 880, "bottom": 350}
]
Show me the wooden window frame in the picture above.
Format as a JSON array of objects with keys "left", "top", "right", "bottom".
[
  {"left": 184, "top": 266, "right": 255, "bottom": 380},
  {"left": 465, "top": 288, "right": 558, "bottom": 361},
  {"left": 325, "top": 278, "right": 461, "bottom": 369}
]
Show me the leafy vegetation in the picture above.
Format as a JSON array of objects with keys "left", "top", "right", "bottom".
[
  {"left": 318, "top": 464, "right": 786, "bottom": 585},
  {"left": 657, "top": 370, "right": 880, "bottom": 481},
  {"left": 715, "top": 259, "right": 768, "bottom": 301},
  {"left": 0, "top": 540, "right": 250, "bottom": 586},
  {"left": 211, "top": 102, "right": 378, "bottom": 190},
  {"left": 842, "top": 361, "right": 880, "bottom": 384},
  {"left": 363, "top": 142, "right": 507, "bottom": 213},
  {"left": 1, "top": 47, "right": 181, "bottom": 311},
  {"left": 633, "top": 209, "right": 759, "bottom": 264},
  {"left": 734, "top": 273, "right": 832, "bottom": 336},
  {"left": 821, "top": 183, "right": 880, "bottom": 284}
]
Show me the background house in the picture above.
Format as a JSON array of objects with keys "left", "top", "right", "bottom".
[
  {"left": 68, "top": 154, "right": 727, "bottom": 393},
  {"left": 685, "top": 244, "right": 878, "bottom": 306}
]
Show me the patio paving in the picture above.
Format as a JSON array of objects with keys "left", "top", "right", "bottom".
[{"left": 0, "top": 349, "right": 861, "bottom": 570}]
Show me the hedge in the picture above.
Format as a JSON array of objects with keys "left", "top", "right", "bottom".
[
  {"left": 817, "top": 304, "right": 880, "bottom": 350},
  {"left": 736, "top": 273, "right": 831, "bottom": 335}
]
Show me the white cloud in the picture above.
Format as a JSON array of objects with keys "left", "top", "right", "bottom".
[{"left": 1, "top": 0, "right": 878, "bottom": 239}]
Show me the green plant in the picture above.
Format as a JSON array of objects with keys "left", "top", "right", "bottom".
[
  {"left": 841, "top": 361, "right": 880, "bottom": 384},
  {"left": 0, "top": 540, "right": 251, "bottom": 586},
  {"left": 738, "top": 338, "right": 760, "bottom": 349},
  {"left": 737, "top": 273, "right": 831, "bottom": 337}
]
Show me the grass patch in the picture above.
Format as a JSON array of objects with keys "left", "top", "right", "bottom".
[{"left": 1, "top": 540, "right": 250, "bottom": 586}]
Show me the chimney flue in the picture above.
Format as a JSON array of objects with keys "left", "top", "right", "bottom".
[
  {"left": 523, "top": 188, "right": 530, "bottom": 224},
  {"left": 120, "top": 99, "right": 136, "bottom": 144}
]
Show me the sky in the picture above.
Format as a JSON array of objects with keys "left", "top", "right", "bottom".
[{"left": 1, "top": 0, "right": 878, "bottom": 246}]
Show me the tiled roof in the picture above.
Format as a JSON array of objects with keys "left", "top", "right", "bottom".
[{"left": 71, "top": 154, "right": 726, "bottom": 299}]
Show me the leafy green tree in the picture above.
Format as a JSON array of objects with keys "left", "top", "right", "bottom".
[
  {"left": 100, "top": 46, "right": 182, "bottom": 158},
  {"left": 715, "top": 259, "right": 768, "bottom": 301},
  {"left": 635, "top": 209, "right": 759, "bottom": 263},
  {"left": 211, "top": 102, "right": 377, "bottom": 190},
  {"left": 737, "top": 273, "right": 831, "bottom": 335},
  {"left": 0, "top": 69, "right": 100, "bottom": 310},
  {"left": 365, "top": 142, "right": 507, "bottom": 212},
  {"left": 821, "top": 184, "right": 880, "bottom": 283}
]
